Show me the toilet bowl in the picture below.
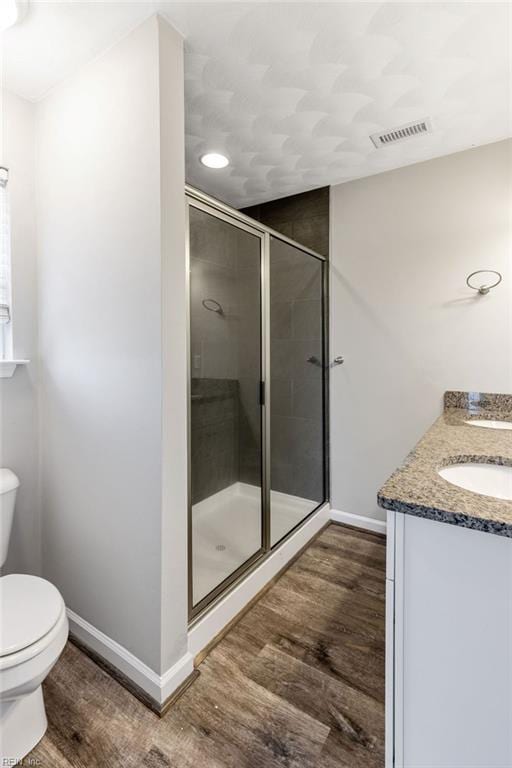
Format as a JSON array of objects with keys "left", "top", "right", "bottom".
[
  {"left": 0, "top": 470, "right": 69, "bottom": 763},
  {"left": 0, "top": 574, "right": 69, "bottom": 762}
]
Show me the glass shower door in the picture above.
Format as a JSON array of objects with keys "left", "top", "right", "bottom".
[
  {"left": 269, "top": 236, "right": 326, "bottom": 546},
  {"left": 188, "top": 203, "right": 264, "bottom": 613},
  {"left": 187, "top": 188, "right": 328, "bottom": 618}
]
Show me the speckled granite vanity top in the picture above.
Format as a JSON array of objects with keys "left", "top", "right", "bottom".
[{"left": 378, "top": 391, "right": 512, "bottom": 537}]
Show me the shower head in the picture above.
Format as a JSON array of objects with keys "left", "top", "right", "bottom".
[{"left": 202, "top": 298, "right": 224, "bottom": 315}]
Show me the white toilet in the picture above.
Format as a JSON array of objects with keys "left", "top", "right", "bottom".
[{"left": 0, "top": 468, "right": 68, "bottom": 763}]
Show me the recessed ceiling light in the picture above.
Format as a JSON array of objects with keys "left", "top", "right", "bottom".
[
  {"left": 0, "top": 0, "right": 28, "bottom": 32},
  {"left": 200, "top": 152, "right": 229, "bottom": 169}
]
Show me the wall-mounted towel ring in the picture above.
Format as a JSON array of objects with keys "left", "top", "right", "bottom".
[
  {"left": 466, "top": 270, "right": 502, "bottom": 295},
  {"left": 202, "top": 298, "right": 224, "bottom": 315}
]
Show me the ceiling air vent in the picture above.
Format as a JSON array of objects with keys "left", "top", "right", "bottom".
[{"left": 370, "top": 118, "right": 433, "bottom": 149}]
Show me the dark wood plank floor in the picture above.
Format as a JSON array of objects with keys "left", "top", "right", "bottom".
[{"left": 32, "top": 523, "right": 385, "bottom": 768}]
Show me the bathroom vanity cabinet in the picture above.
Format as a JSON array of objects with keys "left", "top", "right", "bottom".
[{"left": 386, "top": 509, "right": 512, "bottom": 768}]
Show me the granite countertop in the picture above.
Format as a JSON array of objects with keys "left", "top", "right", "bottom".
[{"left": 378, "top": 391, "right": 512, "bottom": 537}]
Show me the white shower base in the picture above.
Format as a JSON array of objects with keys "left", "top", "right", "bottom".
[{"left": 192, "top": 482, "right": 317, "bottom": 606}]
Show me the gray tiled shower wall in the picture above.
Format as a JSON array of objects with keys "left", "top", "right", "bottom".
[
  {"left": 190, "top": 188, "right": 328, "bottom": 507},
  {"left": 268, "top": 239, "right": 325, "bottom": 502},
  {"left": 190, "top": 378, "right": 239, "bottom": 504},
  {"left": 190, "top": 377, "right": 261, "bottom": 504},
  {"left": 190, "top": 209, "right": 262, "bottom": 505},
  {"left": 242, "top": 186, "right": 329, "bottom": 258},
  {"left": 244, "top": 188, "right": 329, "bottom": 503}
]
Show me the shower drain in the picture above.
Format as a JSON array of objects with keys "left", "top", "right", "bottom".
[{"left": 216, "top": 544, "right": 226, "bottom": 551}]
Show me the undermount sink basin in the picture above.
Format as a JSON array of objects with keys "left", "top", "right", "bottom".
[
  {"left": 465, "top": 419, "right": 512, "bottom": 430},
  {"left": 439, "top": 463, "right": 512, "bottom": 501}
]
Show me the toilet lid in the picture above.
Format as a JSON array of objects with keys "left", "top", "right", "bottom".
[{"left": 0, "top": 574, "right": 64, "bottom": 657}]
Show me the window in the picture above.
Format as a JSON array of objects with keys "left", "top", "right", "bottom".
[{"left": 0, "top": 166, "right": 12, "bottom": 360}]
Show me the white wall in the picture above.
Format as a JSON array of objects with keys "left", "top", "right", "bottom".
[
  {"left": 0, "top": 90, "right": 40, "bottom": 574},
  {"left": 157, "top": 17, "right": 188, "bottom": 675},
  {"left": 330, "top": 140, "right": 512, "bottom": 523},
  {"left": 37, "top": 15, "right": 186, "bottom": 675}
]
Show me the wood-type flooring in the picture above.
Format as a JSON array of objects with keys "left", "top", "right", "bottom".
[{"left": 31, "top": 523, "right": 386, "bottom": 768}]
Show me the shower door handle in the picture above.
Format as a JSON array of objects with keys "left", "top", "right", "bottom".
[
  {"left": 259, "top": 381, "right": 266, "bottom": 406},
  {"left": 307, "top": 355, "right": 345, "bottom": 369}
]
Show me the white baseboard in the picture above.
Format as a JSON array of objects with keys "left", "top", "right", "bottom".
[
  {"left": 67, "top": 609, "right": 194, "bottom": 706},
  {"left": 188, "top": 502, "right": 330, "bottom": 657},
  {"left": 67, "top": 501, "right": 331, "bottom": 703},
  {"left": 330, "top": 508, "right": 387, "bottom": 535}
]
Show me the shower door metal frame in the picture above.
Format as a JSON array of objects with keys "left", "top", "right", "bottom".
[{"left": 185, "top": 185, "right": 329, "bottom": 623}]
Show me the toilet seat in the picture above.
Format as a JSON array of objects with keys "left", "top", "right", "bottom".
[
  {"left": 0, "top": 575, "right": 64, "bottom": 659},
  {"left": 0, "top": 579, "right": 68, "bottom": 765}
]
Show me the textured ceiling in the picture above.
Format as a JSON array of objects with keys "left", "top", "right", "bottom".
[{"left": 3, "top": 2, "right": 511, "bottom": 207}]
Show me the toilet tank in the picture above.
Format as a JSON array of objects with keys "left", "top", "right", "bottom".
[{"left": 0, "top": 469, "right": 20, "bottom": 568}]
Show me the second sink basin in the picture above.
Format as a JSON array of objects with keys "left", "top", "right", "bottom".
[{"left": 439, "top": 463, "right": 512, "bottom": 501}]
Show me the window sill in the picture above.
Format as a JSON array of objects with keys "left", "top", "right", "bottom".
[{"left": 0, "top": 359, "right": 30, "bottom": 378}]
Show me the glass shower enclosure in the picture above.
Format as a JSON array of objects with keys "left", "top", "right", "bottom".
[{"left": 187, "top": 187, "right": 328, "bottom": 618}]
